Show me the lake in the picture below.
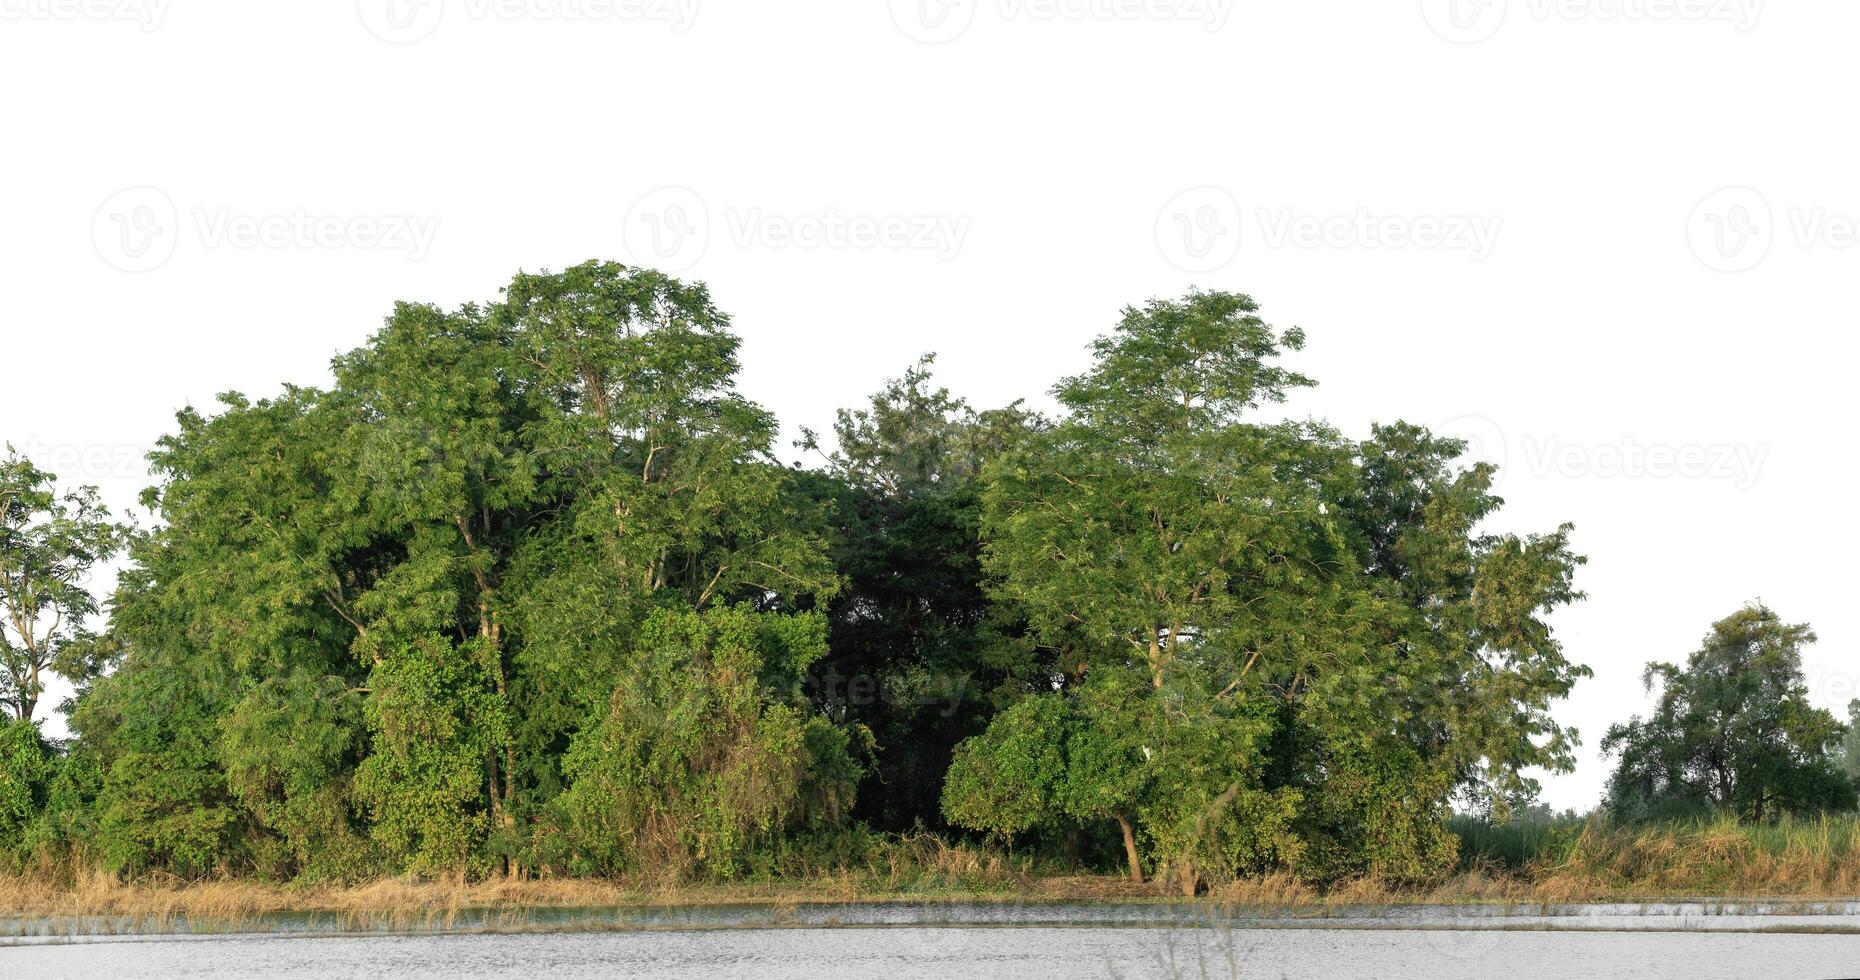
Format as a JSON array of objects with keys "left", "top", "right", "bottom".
[{"left": 7, "top": 902, "right": 1860, "bottom": 979}]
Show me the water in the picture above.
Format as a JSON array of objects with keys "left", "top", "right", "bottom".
[
  {"left": 6, "top": 927, "right": 1860, "bottom": 979},
  {"left": 6, "top": 903, "right": 1860, "bottom": 979},
  {"left": 12, "top": 898, "right": 1860, "bottom": 939}
]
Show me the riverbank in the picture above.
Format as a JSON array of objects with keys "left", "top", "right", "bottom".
[
  {"left": 0, "top": 871, "right": 1852, "bottom": 924},
  {"left": 10, "top": 814, "right": 1860, "bottom": 920}
]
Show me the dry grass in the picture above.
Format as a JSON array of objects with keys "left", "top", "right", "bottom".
[
  {"left": 0, "top": 870, "right": 628, "bottom": 920},
  {"left": 12, "top": 816, "right": 1860, "bottom": 926},
  {"left": 1531, "top": 815, "right": 1860, "bottom": 899},
  {"left": 0, "top": 866, "right": 1136, "bottom": 923},
  {"left": 0, "top": 868, "right": 1617, "bottom": 925}
]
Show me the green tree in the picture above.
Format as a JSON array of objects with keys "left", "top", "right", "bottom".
[
  {"left": 0, "top": 446, "right": 127, "bottom": 721},
  {"left": 218, "top": 670, "right": 366, "bottom": 878},
  {"left": 1603, "top": 604, "right": 1854, "bottom": 821},
  {"left": 495, "top": 262, "right": 840, "bottom": 866},
  {"left": 797, "top": 355, "right": 1043, "bottom": 830},
  {"left": 75, "top": 261, "right": 852, "bottom": 880},
  {"left": 941, "top": 685, "right": 1153, "bottom": 881},
  {"left": 78, "top": 388, "right": 363, "bottom": 876},
  {"left": 1838, "top": 700, "right": 1860, "bottom": 785},
  {"left": 0, "top": 718, "right": 55, "bottom": 864},
  {"left": 947, "top": 290, "right": 1588, "bottom": 889},
  {"left": 27, "top": 268, "right": 1598, "bottom": 889},
  {"left": 555, "top": 605, "right": 859, "bottom": 878}
]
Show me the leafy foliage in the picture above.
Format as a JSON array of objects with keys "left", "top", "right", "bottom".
[
  {"left": 59, "top": 262, "right": 848, "bottom": 880},
  {"left": 796, "top": 356, "right": 1043, "bottom": 831},
  {"left": 944, "top": 291, "right": 1589, "bottom": 889},
  {"left": 1603, "top": 604, "right": 1855, "bottom": 822},
  {"left": 0, "top": 446, "right": 128, "bottom": 721},
  {"left": 5, "top": 271, "right": 1629, "bottom": 889},
  {"left": 0, "top": 719, "right": 55, "bottom": 863},
  {"left": 557, "top": 606, "right": 857, "bottom": 878}
]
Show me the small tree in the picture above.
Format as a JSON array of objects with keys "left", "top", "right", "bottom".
[
  {"left": 940, "top": 690, "right": 1151, "bottom": 882},
  {"left": 0, "top": 447, "right": 127, "bottom": 722},
  {"left": 0, "top": 718, "right": 55, "bottom": 863},
  {"left": 1602, "top": 604, "right": 1854, "bottom": 821},
  {"left": 1840, "top": 701, "right": 1860, "bottom": 785}
]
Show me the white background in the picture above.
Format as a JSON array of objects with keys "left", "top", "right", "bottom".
[{"left": 2, "top": 0, "right": 1853, "bottom": 812}]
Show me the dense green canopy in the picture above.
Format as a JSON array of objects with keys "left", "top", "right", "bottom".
[
  {"left": 942, "top": 292, "right": 1590, "bottom": 889},
  {"left": 10, "top": 262, "right": 1828, "bottom": 888},
  {"left": 44, "top": 263, "right": 848, "bottom": 880},
  {"left": 1603, "top": 604, "right": 1855, "bottom": 822}
]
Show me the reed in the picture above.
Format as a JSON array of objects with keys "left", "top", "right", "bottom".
[
  {"left": 1535, "top": 813, "right": 1860, "bottom": 898},
  {"left": 9, "top": 816, "right": 1860, "bottom": 923}
]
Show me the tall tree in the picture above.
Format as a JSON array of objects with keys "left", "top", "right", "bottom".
[
  {"left": 496, "top": 264, "right": 841, "bottom": 847},
  {"left": 78, "top": 261, "right": 855, "bottom": 879},
  {"left": 1603, "top": 604, "right": 1854, "bottom": 821},
  {"left": 0, "top": 446, "right": 126, "bottom": 722},
  {"left": 958, "top": 291, "right": 1363, "bottom": 891},
  {"left": 797, "top": 356, "right": 1042, "bottom": 830},
  {"left": 946, "top": 290, "right": 1589, "bottom": 889}
]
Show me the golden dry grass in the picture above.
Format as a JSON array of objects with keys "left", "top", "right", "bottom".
[
  {"left": 11, "top": 816, "right": 1860, "bottom": 924},
  {"left": 0, "top": 868, "right": 1630, "bottom": 923},
  {"left": 1529, "top": 815, "right": 1860, "bottom": 899},
  {"left": 0, "top": 868, "right": 1144, "bottom": 922}
]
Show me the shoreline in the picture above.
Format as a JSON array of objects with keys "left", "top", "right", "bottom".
[{"left": 7, "top": 873, "right": 1860, "bottom": 922}]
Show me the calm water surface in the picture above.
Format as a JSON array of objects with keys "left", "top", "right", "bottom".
[
  {"left": 7, "top": 927, "right": 1860, "bottom": 979},
  {"left": 7, "top": 902, "right": 1860, "bottom": 979}
]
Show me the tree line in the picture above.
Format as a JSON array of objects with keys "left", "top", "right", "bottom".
[{"left": 1, "top": 261, "right": 1852, "bottom": 891}]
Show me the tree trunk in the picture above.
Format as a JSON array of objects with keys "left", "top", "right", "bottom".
[
  {"left": 1116, "top": 814, "right": 1144, "bottom": 884},
  {"left": 1148, "top": 627, "right": 1164, "bottom": 689}
]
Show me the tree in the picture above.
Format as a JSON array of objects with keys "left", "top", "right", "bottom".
[
  {"left": 947, "top": 290, "right": 1589, "bottom": 889},
  {"left": 941, "top": 684, "right": 1152, "bottom": 881},
  {"left": 76, "top": 388, "right": 359, "bottom": 876},
  {"left": 1602, "top": 604, "right": 1854, "bottom": 822},
  {"left": 960, "top": 291, "right": 1356, "bottom": 891},
  {"left": 13, "top": 269, "right": 1598, "bottom": 887},
  {"left": 495, "top": 262, "right": 841, "bottom": 866},
  {"left": 797, "top": 355, "right": 1044, "bottom": 831},
  {"left": 0, "top": 447, "right": 127, "bottom": 721},
  {"left": 0, "top": 718, "right": 55, "bottom": 863},
  {"left": 1839, "top": 701, "right": 1860, "bottom": 785},
  {"left": 556, "top": 605, "right": 858, "bottom": 878},
  {"left": 76, "top": 261, "right": 853, "bottom": 879}
]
